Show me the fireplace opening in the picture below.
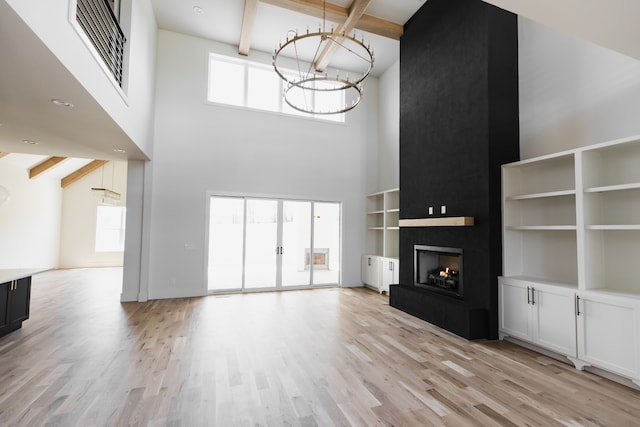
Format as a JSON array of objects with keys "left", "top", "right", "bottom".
[{"left": 414, "top": 245, "right": 463, "bottom": 298}]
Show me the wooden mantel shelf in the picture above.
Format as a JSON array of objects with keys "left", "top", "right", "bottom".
[{"left": 399, "top": 217, "right": 475, "bottom": 227}]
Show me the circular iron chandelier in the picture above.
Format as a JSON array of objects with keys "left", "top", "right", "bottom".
[{"left": 272, "top": 5, "right": 374, "bottom": 115}]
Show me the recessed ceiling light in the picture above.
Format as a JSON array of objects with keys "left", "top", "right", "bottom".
[
  {"left": 51, "top": 98, "right": 73, "bottom": 107},
  {"left": 22, "top": 139, "right": 38, "bottom": 145},
  {"left": 193, "top": 5, "right": 203, "bottom": 13},
  {"left": 113, "top": 148, "right": 127, "bottom": 153},
  {"left": 51, "top": 98, "right": 75, "bottom": 108}
]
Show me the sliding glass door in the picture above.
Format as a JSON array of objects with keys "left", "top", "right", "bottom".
[
  {"left": 244, "top": 199, "right": 278, "bottom": 289},
  {"left": 281, "top": 201, "right": 312, "bottom": 287},
  {"left": 207, "top": 196, "right": 340, "bottom": 292},
  {"left": 208, "top": 197, "right": 244, "bottom": 292},
  {"left": 312, "top": 202, "right": 341, "bottom": 285}
]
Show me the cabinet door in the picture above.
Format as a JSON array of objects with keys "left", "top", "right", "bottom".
[
  {"left": 8, "top": 277, "right": 31, "bottom": 324},
  {"left": 499, "top": 279, "right": 531, "bottom": 341},
  {"left": 577, "top": 294, "right": 640, "bottom": 380},
  {"left": 0, "top": 281, "right": 9, "bottom": 328},
  {"left": 380, "top": 258, "right": 398, "bottom": 294},
  {"left": 531, "top": 286, "right": 577, "bottom": 357},
  {"left": 361, "top": 255, "right": 379, "bottom": 288}
]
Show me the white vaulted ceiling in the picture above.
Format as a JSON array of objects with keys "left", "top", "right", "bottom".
[
  {"left": 482, "top": 0, "right": 640, "bottom": 61},
  {"left": 0, "top": 0, "right": 638, "bottom": 164},
  {"left": 150, "top": 0, "right": 428, "bottom": 75}
]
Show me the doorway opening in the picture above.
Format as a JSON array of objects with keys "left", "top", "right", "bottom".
[{"left": 206, "top": 195, "right": 341, "bottom": 293}]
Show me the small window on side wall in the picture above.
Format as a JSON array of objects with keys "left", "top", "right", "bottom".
[{"left": 95, "top": 206, "right": 126, "bottom": 252}]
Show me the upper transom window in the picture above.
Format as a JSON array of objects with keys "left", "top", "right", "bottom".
[{"left": 207, "top": 53, "right": 344, "bottom": 123}]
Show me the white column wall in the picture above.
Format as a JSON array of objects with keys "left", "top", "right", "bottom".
[
  {"left": 148, "top": 30, "right": 378, "bottom": 299},
  {"left": 519, "top": 17, "right": 640, "bottom": 158},
  {"left": 377, "top": 60, "right": 400, "bottom": 191}
]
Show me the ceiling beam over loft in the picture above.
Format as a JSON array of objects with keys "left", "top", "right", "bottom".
[
  {"left": 239, "top": 0, "right": 259, "bottom": 55},
  {"left": 314, "top": 0, "right": 372, "bottom": 71},
  {"left": 261, "top": 0, "right": 403, "bottom": 40},
  {"left": 29, "top": 156, "right": 67, "bottom": 179},
  {"left": 61, "top": 159, "right": 107, "bottom": 188}
]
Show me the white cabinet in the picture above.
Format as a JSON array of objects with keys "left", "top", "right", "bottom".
[
  {"left": 498, "top": 278, "right": 530, "bottom": 340},
  {"left": 576, "top": 292, "right": 640, "bottom": 381},
  {"left": 361, "top": 255, "right": 398, "bottom": 294},
  {"left": 499, "top": 277, "right": 577, "bottom": 357},
  {"left": 380, "top": 257, "right": 399, "bottom": 295},
  {"left": 362, "top": 255, "right": 380, "bottom": 290},
  {"left": 500, "top": 134, "right": 640, "bottom": 385}
]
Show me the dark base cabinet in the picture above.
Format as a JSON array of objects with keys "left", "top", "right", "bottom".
[{"left": 0, "top": 276, "right": 32, "bottom": 338}]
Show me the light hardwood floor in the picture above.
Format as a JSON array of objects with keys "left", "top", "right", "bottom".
[{"left": 1, "top": 268, "right": 639, "bottom": 426}]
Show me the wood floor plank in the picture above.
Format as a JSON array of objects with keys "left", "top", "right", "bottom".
[{"left": 1, "top": 268, "right": 640, "bottom": 426}]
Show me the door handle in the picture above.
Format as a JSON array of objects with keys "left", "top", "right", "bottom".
[
  {"left": 527, "top": 286, "right": 531, "bottom": 304},
  {"left": 280, "top": 246, "right": 284, "bottom": 255},
  {"left": 368, "top": 257, "right": 371, "bottom": 266},
  {"left": 531, "top": 287, "right": 535, "bottom": 305},
  {"left": 389, "top": 261, "right": 393, "bottom": 271},
  {"left": 575, "top": 295, "right": 581, "bottom": 316}
]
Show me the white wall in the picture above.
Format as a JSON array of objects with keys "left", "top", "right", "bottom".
[
  {"left": 519, "top": 17, "right": 640, "bottom": 159},
  {"left": 59, "top": 161, "right": 127, "bottom": 268},
  {"left": 147, "top": 30, "right": 378, "bottom": 299},
  {"left": 377, "top": 60, "right": 400, "bottom": 190},
  {"left": 5, "top": 0, "right": 157, "bottom": 157},
  {"left": 0, "top": 163, "right": 61, "bottom": 269}
]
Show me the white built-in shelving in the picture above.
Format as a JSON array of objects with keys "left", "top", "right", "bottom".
[
  {"left": 500, "top": 134, "right": 640, "bottom": 386},
  {"left": 363, "top": 188, "right": 399, "bottom": 294},
  {"left": 366, "top": 188, "right": 399, "bottom": 259},
  {"left": 502, "top": 152, "right": 578, "bottom": 286}
]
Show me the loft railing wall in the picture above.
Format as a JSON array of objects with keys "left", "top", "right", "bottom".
[{"left": 76, "top": 0, "right": 126, "bottom": 86}]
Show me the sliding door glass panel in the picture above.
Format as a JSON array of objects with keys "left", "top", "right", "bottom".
[
  {"left": 208, "top": 197, "right": 244, "bottom": 291},
  {"left": 281, "top": 201, "right": 312, "bottom": 287},
  {"left": 244, "top": 199, "right": 278, "bottom": 289},
  {"left": 313, "top": 202, "right": 341, "bottom": 285}
]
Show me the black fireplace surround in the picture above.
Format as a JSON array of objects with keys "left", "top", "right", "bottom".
[{"left": 389, "top": 0, "right": 519, "bottom": 340}]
